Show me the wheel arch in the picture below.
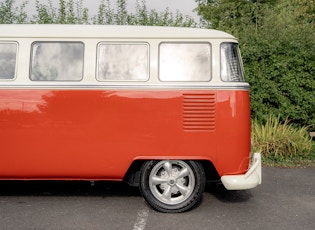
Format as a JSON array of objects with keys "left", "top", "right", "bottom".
[{"left": 123, "top": 159, "right": 220, "bottom": 187}]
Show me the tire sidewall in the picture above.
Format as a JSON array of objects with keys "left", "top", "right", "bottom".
[{"left": 139, "top": 160, "right": 205, "bottom": 213}]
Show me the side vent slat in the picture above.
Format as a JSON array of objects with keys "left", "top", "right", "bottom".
[{"left": 183, "top": 93, "right": 216, "bottom": 132}]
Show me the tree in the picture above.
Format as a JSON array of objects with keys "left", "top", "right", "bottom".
[
  {"left": 92, "top": 0, "right": 197, "bottom": 27},
  {"left": 32, "top": 0, "right": 89, "bottom": 24},
  {"left": 0, "top": 0, "right": 197, "bottom": 26},
  {"left": 293, "top": 0, "right": 315, "bottom": 25},
  {"left": 0, "top": 0, "right": 28, "bottom": 23},
  {"left": 94, "top": 0, "right": 114, "bottom": 25},
  {"left": 196, "top": 0, "right": 315, "bottom": 129},
  {"left": 33, "top": 0, "right": 56, "bottom": 23},
  {"left": 196, "top": 0, "right": 277, "bottom": 36}
]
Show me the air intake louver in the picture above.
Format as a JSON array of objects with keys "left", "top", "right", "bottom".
[{"left": 183, "top": 93, "right": 216, "bottom": 132}]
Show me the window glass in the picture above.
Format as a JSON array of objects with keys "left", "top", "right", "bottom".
[
  {"left": 30, "top": 42, "right": 84, "bottom": 81},
  {"left": 159, "top": 43, "right": 211, "bottom": 81},
  {"left": 97, "top": 43, "right": 149, "bottom": 81},
  {"left": 221, "top": 43, "right": 245, "bottom": 82},
  {"left": 0, "top": 43, "right": 17, "bottom": 80}
]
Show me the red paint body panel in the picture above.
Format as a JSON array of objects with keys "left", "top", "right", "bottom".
[{"left": 0, "top": 89, "right": 250, "bottom": 180}]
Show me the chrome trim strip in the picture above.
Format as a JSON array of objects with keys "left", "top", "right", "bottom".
[{"left": 0, "top": 84, "right": 250, "bottom": 90}]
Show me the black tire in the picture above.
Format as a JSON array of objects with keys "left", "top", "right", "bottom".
[{"left": 139, "top": 160, "right": 206, "bottom": 213}]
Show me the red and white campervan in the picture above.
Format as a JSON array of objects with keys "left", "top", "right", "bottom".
[{"left": 0, "top": 25, "right": 261, "bottom": 212}]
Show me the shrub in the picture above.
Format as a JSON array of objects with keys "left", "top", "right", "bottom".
[{"left": 252, "top": 114, "right": 314, "bottom": 165}]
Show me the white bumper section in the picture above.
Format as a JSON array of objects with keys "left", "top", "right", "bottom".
[{"left": 221, "top": 153, "right": 262, "bottom": 190}]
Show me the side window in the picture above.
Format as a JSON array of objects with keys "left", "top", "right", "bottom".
[
  {"left": 221, "top": 43, "right": 245, "bottom": 82},
  {"left": 30, "top": 42, "right": 84, "bottom": 81},
  {"left": 0, "top": 42, "right": 18, "bottom": 80},
  {"left": 159, "top": 43, "right": 211, "bottom": 81},
  {"left": 97, "top": 43, "right": 149, "bottom": 81}
]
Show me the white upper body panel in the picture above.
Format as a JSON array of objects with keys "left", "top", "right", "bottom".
[
  {"left": 0, "top": 25, "right": 247, "bottom": 89},
  {"left": 0, "top": 24, "right": 236, "bottom": 40}
]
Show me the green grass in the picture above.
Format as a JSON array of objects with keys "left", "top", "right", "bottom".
[{"left": 252, "top": 114, "right": 315, "bottom": 167}]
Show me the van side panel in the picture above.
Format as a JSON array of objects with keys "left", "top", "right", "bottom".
[{"left": 0, "top": 89, "right": 250, "bottom": 180}]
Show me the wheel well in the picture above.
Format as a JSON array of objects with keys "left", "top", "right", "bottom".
[
  {"left": 123, "top": 160, "right": 220, "bottom": 187},
  {"left": 199, "top": 160, "right": 220, "bottom": 182},
  {"left": 123, "top": 160, "right": 145, "bottom": 187}
]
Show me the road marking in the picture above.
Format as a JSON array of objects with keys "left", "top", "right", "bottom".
[{"left": 133, "top": 207, "right": 149, "bottom": 230}]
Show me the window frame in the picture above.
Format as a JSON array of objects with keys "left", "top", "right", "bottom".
[
  {"left": 220, "top": 42, "right": 245, "bottom": 82},
  {"left": 0, "top": 41, "right": 18, "bottom": 81},
  {"left": 96, "top": 42, "right": 150, "bottom": 82},
  {"left": 29, "top": 41, "right": 85, "bottom": 82},
  {"left": 158, "top": 42, "right": 212, "bottom": 82}
]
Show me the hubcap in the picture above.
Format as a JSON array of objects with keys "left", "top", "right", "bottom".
[{"left": 149, "top": 161, "right": 195, "bottom": 205}]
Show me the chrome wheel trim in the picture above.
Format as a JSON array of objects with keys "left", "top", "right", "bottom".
[{"left": 148, "top": 160, "right": 195, "bottom": 205}]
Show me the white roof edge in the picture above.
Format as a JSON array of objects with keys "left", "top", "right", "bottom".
[{"left": 0, "top": 24, "right": 237, "bottom": 40}]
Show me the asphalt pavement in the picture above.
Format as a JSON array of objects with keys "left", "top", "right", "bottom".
[{"left": 0, "top": 166, "right": 314, "bottom": 230}]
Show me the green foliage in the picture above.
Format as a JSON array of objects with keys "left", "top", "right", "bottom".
[
  {"left": 32, "top": 0, "right": 89, "bottom": 24},
  {"left": 252, "top": 114, "right": 315, "bottom": 165},
  {"left": 0, "top": 0, "right": 196, "bottom": 26},
  {"left": 197, "top": 0, "right": 315, "bottom": 130},
  {"left": 0, "top": 0, "right": 28, "bottom": 23},
  {"left": 293, "top": 0, "right": 315, "bottom": 25},
  {"left": 94, "top": 0, "right": 114, "bottom": 25},
  {"left": 33, "top": 0, "right": 56, "bottom": 24},
  {"left": 92, "top": 0, "right": 197, "bottom": 27},
  {"left": 196, "top": 0, "right": 277, "bottom": 36}
]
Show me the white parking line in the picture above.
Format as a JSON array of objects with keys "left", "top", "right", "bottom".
[{"left": 133, "top": 207, "right": 149, "bottom": 230}]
